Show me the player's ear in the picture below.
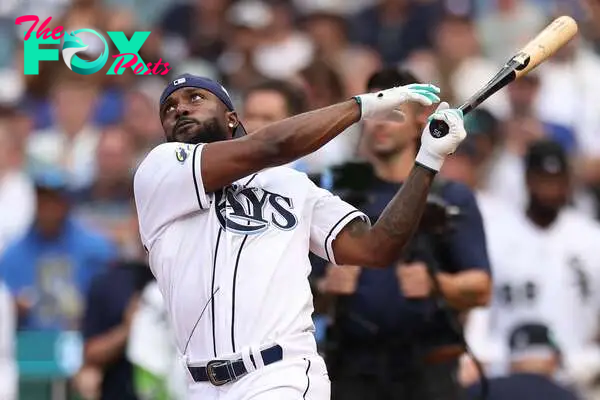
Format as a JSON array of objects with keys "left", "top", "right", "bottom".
[{"left": 226, "top": 111, "right": 239, "bottom": 131}]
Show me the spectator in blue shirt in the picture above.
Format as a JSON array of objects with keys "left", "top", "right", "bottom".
[
  {"left": 313, "top": 68, "right": 491, "bottom": 400},
  {"left": 466, "top": 323, "right": 582, "bottom": 400},
  {"left": 0, "top": 169, "right": 117, "bottom": 331}
]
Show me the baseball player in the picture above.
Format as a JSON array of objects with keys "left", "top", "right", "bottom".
[
  {"left": 474, "top": 140, "right": 600, "bottom": 382},
  {"left": 133, "top": 73, "right": 467, "bottom": 399}
]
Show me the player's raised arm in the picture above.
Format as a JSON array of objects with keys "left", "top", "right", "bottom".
[
  {"left": 158, "top": 75, "right": 440, "bottom": 193},
  {"left": 332, "top": 103, "right": 467, "bottom": 267}
]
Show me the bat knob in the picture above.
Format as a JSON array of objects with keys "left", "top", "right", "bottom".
[{"left": 428, "top": 119, "right": 450, "bottom": 138}]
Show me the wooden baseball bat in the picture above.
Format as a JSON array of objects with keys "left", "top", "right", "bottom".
[{"left": 428, "top": 15, "right": 579, "bottom": 139}]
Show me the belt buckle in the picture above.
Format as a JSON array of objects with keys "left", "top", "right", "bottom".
[{"left": 206, "top": 360, "right": 231, "bottom": 386}]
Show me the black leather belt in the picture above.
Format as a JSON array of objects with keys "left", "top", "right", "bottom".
[{"left": 188, "top": 344, "right": 283, "bottom": 386}]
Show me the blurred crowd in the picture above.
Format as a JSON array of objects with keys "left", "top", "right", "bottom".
[{"left": 1, "top": 0, "right": 600, "bottom": 399}]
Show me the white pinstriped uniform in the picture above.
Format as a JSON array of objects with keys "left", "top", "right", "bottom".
[
  {"left": 134, "top": 142, "right": 368, "bottom": 399},
  {"left": 470, "top": 204, "right": 600, "bottom": 378}
]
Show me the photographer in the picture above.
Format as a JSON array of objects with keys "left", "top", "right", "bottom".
[{"left": 314, "top": 68, "right": 492, "bottom": 400}]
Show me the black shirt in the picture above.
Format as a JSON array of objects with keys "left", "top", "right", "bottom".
[
  {"left": 321, "top": 177, "right": 490, "bottom": 348},
  {"left": 82, "top": 263, "right": 151, "bottom": 400}
]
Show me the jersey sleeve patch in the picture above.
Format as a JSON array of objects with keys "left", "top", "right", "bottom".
[{"left": 175, "top": 144, "right": 193, "bottom": 163}]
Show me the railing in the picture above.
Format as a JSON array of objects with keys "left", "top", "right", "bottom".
[
  {"left": 15, "top": 319, "right": 329, "bottom": 400},
  {"left": 17, "top": 331, "right": 83, "bottom": 400}
]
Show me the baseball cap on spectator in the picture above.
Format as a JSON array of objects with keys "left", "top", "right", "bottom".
[
  {"left": 452, "top": 109, "right": 499, "bottom": 157},
  {"left": 453, "top": 135, "right": 478, "bottom": 159},
  {"left": 525, "top": 139, "right": 569, "bottom": 175},
  {"left": 509, "top": 323, "right": 561, "bottom": 362},
  {"left": 159, "top": 74, "right": 248, "bottom": 138},
  {"left": 463, "top": 108, "right": 499, "bottom": 137}
]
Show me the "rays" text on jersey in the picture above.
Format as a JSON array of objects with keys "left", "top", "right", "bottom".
[{"left": 215, "top": 186, "right": 298, "bottom": 235}]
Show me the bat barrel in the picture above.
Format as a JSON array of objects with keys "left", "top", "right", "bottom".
[{"left": 427, "top": 15, "right": 578, "bottom": 142}]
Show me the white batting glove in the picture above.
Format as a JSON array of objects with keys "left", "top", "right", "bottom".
[
  {"left": 354, "top": 84, "right": 441, "bottom": 120},
  {"left": 415, "top": 102, "right": 467, "bottom": 172}
]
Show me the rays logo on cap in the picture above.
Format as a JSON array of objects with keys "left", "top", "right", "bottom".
[{"left": 173, "top": 78, "right": 186, "bottom": 86}]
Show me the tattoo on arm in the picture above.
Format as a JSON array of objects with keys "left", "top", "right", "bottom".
[
  {"left": 371, "top": 166, "right": 435, "bottom": 261},
  {"left": 334, "top": 165, "right": 435, "bottom": 267}
]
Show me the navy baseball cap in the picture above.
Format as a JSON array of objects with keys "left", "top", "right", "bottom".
[
  {"left": 160, "top": 74, "right": 247, "bottom": 138},
  {"left": 464, "top": 108, "right": 499, "bottom": 137},
  {"left": 453, "top": 135, "right": 478, "bottom": 159},
  {"left": 509, "top": 323, "right": 561, "bottom": 361},
  {"left": 525, "top": 139, "right": 569, "bottom": 175}
]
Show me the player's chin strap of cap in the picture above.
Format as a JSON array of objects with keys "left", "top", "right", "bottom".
[
  {"left": 187, "top": 344, "right": 283, "bottom": 386},
  {"left": 232, "top": 121, "right": 248, "bottom": 139}
]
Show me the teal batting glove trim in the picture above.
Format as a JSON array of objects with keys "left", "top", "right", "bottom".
[
  {"left": 411, "top": 90, "right": 440, "bottom": 103},
  {"left": 352, "top": 96, "right": 363, "bottom": 119},
  {"left": 424, "top": 92, "right": 441, "bottom": 103},
  {"left": 405, "top": 83, "right": 441, "bottom": 94}
]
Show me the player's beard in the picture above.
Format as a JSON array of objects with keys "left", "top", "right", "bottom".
[
  {"left": 528, "top": 196, "right": 562, "bottom": 224},
  {"left": 169, "top": 117, "right": 228, "bottom": 144}
]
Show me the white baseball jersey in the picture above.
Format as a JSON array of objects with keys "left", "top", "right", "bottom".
[
  {"left": 484, "top": 207, "right": 600, "bottom": 373},
  {"left": 133, "top": 142, "right": 368, "bottom": 362}
]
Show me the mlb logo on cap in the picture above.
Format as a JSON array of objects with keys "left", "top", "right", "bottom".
[{"left": 173, "top": 78, "right": 186, "bottom": 86}]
